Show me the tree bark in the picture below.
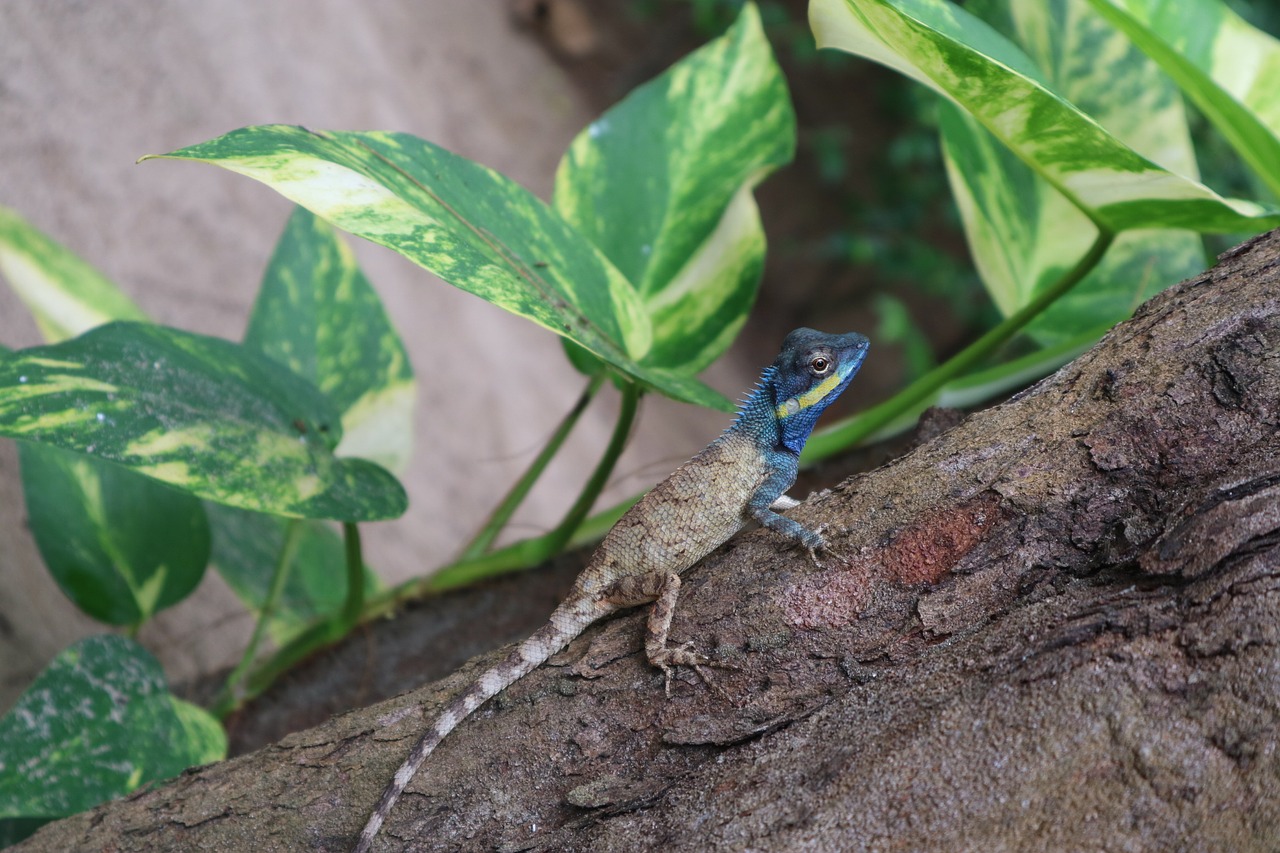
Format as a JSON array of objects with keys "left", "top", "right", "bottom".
[{"left": 19, "top": 231, "right": 1280, "bottom": 852}]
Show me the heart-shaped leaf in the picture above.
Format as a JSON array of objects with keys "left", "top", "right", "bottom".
[
  {"left": 245, "top": 206, "right": 416, "bottom": 473},
  {"left": 554, "top": 2, "right": 795, "bottom": 375},
  {"left": 0, "top": 635, "right": 225, "bottom": 820}
]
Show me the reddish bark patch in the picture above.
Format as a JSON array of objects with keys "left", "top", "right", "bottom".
[
  {"left": 881, "top": 492, "right": 1006, "bottom": 585},
  {"left": 784, "top": 492, "right": 1007, "bottom": 630}
]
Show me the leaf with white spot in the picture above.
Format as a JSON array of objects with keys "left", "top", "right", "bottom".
[
  {"left": 0, "top": 635, "right": 226, "bottom": 820},
  {"left": 0, "top": 321, "right": 406, "bottom": 521}
]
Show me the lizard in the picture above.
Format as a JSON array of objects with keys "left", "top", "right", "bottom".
[{"left": 352, "top": 327, "right": 870, "bottom": 853}]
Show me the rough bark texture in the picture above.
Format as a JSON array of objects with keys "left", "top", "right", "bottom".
[{"left": 19, "top": 232, "right": 1280, "bottom": 851}]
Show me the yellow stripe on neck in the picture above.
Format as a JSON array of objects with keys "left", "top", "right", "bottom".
[{"left": 775, "top": 370, "right": 843, "bottom": 420}]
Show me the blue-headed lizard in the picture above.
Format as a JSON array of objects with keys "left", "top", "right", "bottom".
[{"left": 353, "top": 328, "right": 870, "bottom": 852}]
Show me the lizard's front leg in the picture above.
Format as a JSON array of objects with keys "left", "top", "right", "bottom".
[{"left": 747, "top": 464, "right": 840, "bottom": 566}]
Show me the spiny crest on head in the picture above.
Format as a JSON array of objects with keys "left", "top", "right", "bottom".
[{"left": 724, "top": 365, "right": 778, "bottom": 433}]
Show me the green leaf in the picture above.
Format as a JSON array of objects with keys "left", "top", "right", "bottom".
[
  {"left": 554, "top": 2, "right": 795, "bottom": 374},
  {"left": 146, "top": 126, "right": 729, "bottom": 411},
  {"left": 0, "top": 205, "right": 146, "bottom": 343},
  {"left": 0, "top": 635, "right": 226, "bottom": 820},
  {"left": 207, "top": 503, "right": 379, "bottom": 646},
  {"left": 246, "top": 206, "right": 416, "bottom": 473},
  {"left": 809, "top": 0, "right": 1280, "bottom": 232},
  {"left": 938, "top": 1, "right": 1205, "bottom": 345},
  {"left": 19, "top": 442, "right": 210, "bottom": 626},
  {"left": 0, "top": 321, "right": 406, "bottom": 521},
  {"left": 1086, "top": 0, "right": 1280, "bottom": 199}
]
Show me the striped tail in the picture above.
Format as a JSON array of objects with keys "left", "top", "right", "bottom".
[{"left": 352, "top": 598, "right": 605, "bottom": 852}]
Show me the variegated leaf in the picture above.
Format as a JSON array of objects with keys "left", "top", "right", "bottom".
[
  {"left": 245, "top": 207, "right": 415, "bottom": 473},
  {"left": 0, "top": 204, "right": 146, "bottom": 342},
  {"left": 0, "top": 209, "right": 217, "bottom": 625},
  {"left": 146, "top": 127, "right": 730, "bottom": 411},
  {"left": 0, "top": 635, "right": 225, "bottom": 820},
  {"left": 555, "top": 2, "right": 794, "bottom": 374},
  {"left": 810, "top": 0, "right": 1280, "bottom": 232},
  {"left": 19, "top": 441, "right": 210, "bottom": 626},
  {"left": 1086, "top": 0, "right": 1280, "bottom": 199},
  {"left": 940, "top": 0, "right": 1205, "bottom": 344},
  {"left": 0, "top": 322, "right": 405, "bottom": 521}
]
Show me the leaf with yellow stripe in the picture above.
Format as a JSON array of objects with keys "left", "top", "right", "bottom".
[
  {"left": 0, "top": 204, "right": 146, "bottom": 342},
  {"left": 554, "top": 2, "right": 795, "bottom": 375},
  {"left": 0, "top": 322, "right": 405, "bottom": 521},
  {"left": 810, "top": 0, "right": 1280, "bottom": 233},
  {"left": 937, "top": 0, "right": 1206, "bottom": 346},
  {"left": 19, "top": 441, "right": 210, "bottom": 626},
  {"left": 146, "top": 126, "right": 728, "bottom": 411},
  {"left": 1085, "top": 0, "right": 1280, "bottom": 200},
  {"left": 245, "top": 206, "right": 415, "bottom": 474},
  {"left": 0, "top": 209, "right": 215, "bottom": 626}
]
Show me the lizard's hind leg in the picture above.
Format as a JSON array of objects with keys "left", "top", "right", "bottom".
[
  {"left": 599, "top": 572, "right": 732, "bottom": 698},
  {"left": 642, "top": 573, "right": 733, "bottom": 698}
]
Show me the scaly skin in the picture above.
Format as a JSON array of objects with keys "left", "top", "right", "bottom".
[{"left": 353, "top": 328, "right": 869, "bottom": 852}]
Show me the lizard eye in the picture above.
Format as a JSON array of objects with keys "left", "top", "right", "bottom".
[{"left": 810, "top": 355, "right": 831, "bottom": 375}]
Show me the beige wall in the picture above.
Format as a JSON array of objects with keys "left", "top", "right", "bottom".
[{"left": 0, "top": 3, "right": 734, "bottom": 708}]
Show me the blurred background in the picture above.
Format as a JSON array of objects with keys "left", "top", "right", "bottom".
[{"left": 7, "top": 0, "right": 1274, "bottom": 719}]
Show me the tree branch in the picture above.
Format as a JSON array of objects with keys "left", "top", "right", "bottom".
[{"left": 20, "top": 231, "right": 1280, "bottom": 852}]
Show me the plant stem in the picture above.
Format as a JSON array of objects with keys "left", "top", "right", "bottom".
[
  {"left": 457, "top": 375, "right": 604, "bottom": 561},
  {"left": 213, "top": 384, "right": 643, "bottom": 713},
  {"left": 371, "top": 493, "right": 638, "bottom": 608},
  {"left": 419, "top": 380, "right": 641, "bottom": 593},
  {"left": 803, "top": 227, "right": 1115, "bottom": 461},
  {"left": 212, "top": 518, "right": 303, "bottom": 716},
  {"left": 341, "top": 522, "right": 364, "bottom": 629}
]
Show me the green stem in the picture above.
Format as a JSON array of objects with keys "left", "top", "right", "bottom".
[
  {"left": 341, "top": 522, "right": 364, "bottom": 629},
  {"left": 212, "top": 518, "right": 303, "bottom": 717},
  {"left": 371, "top": 492, "right": 638, "bottom": 607},
  {"left": 210, "top": 385, "right": 643, "bottom": 713},
  {"left": 457, "top": 375, "right": 604, "bottom": 561},
  {"left": 422, "top": 380, "right": 641, "bottom": 592},
  {"left": 803, "top": 227, "right": 1115, "bottom": 461}
]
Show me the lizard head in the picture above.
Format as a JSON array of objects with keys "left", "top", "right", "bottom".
[{"left": 770, "top": 328, "right": 870, "bottom": 454}]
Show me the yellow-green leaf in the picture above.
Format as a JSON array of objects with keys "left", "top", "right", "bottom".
[
  {"left": 246, "top": 207, "right": 416, "bottom": 473},
  {"left": 0, "top": 322, "right": 405, "bottom": 521},
  {"left": 811, "top": 0, "right": 1280, "bottom": 232},
  {"left": 146, "top": 126, "right": 728, "bottom": 410},
  {"left": 554, "top": 2, "right": 794, "bottom": 375},
  {"left": 0, "top": 205, "right": 145, "bottom": 343}
]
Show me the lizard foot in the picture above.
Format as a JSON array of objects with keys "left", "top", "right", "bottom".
[
  {"left": 651, "top": 642, "right": 737, "bottom": 700},
  {"left": 805, "top": 524, "right": 847, "bottom": 568}
]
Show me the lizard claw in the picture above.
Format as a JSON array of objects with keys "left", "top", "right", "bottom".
[
  {"left": 651, "top": 644, "right": 737, "bottom": 700},
  {"left": 805, "top": 524, "right": 846, "bottom": 568}
]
